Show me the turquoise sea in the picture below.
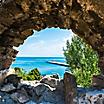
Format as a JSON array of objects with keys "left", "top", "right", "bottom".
[{"left": 11, "top": 57, "right": 68, "bottom": 78}]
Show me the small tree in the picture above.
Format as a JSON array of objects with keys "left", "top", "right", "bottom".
[{"left": 64, "top": 35, "right": 100, "bottom": 87}]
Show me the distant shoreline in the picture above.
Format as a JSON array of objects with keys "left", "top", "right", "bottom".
[
  {"left": 47, "top": 61, "right": 68, "bottom": 67},
  {"left": 11, "top": 57, "right": 66, "bottom": 78}
]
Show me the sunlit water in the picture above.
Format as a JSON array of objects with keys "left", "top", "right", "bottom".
[{"left": 11, "top": 57, "right": 68, "bottom": 78}]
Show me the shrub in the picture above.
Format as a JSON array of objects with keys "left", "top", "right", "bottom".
[
  {"left": 14, "top": 67, "right": 42, "bottom": 80},
  {"left": 64, "top": 35, "right": 100, "bottom": 87}
]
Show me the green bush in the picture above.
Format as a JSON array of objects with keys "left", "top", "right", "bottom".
[
  {"left": 64, "top": 35, "right": 100, "bottom": 87},
  {"left": 14, "top": 67, "right": 42, "bottom": 80}
]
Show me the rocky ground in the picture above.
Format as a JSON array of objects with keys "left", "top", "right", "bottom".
[
  {"left": 78, "top": 88, "right": 104, "bottom": 104},
  {"left": 0, "top": 73, "right": 104, "bottom": 104},
  {"left": 0, "top": 74, "right": 65, "bottom": 104}
]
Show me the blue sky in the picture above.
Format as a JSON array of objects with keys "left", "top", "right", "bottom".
[{"left": 15, "top": 28, "right": 73, "bottom": 57}]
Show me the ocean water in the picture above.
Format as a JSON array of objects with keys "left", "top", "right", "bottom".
[{"left": 11, "top": 57, "right": 68, "bottom": 78}]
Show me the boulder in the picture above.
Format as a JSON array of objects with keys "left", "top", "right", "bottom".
[
  {"left": 0, "top": 91, "right": 15, "bottom": 104},
  {"left": 92, "top": 75, "right": 104, "bottom": 89},
  {"left": 19, "top": 84, "right": 35, "bottom": 97},
  {"left": 38, "top": 89, "right": 64, "bottom": 104},
  {"left": 18, "top": 83, "right": 55, "bottom": 103},
  {"left": 26, "top": 100, "right": 36, "bottom": 104},
  {"left": 40, "top": 102, "right": 54, "bottom": 104},
  {"left": 85, "top": 90, "right": 104, "bottom": 104},
  {"left": 64, "top": 72, "right": 77, "bottom": 104},
  {"left": 50, "top": 74, "right": 60, "bottom": 79},
  {"left": 10, "top": 90, "right": 29, "bottom": 103},
  {"left": 40, "top": 75, "right": 59, "bottom": 88},
  {"left": 19, "top": 82, "right": 64, "bottom": 104},
  {"left": 1, "top": 95, "right": 15, "bottom": 104},
  {"left": 1, "top": 84, "right": 16, "bottom": 92},
  {"left": 56, "top": 79, "right": 64, "bottom": 93},
  {"left": 3, "top": 74, "right": 22, "bottom": 87},
  {"left": 34, "top": 83, "right": 54, "bottom": 96}
]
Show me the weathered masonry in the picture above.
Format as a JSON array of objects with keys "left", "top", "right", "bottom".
[
  {"left": 0, "top": 0, "right": 104, "bottom": 103},
  {"left": 0, "top": 0, "right": 104, "bottom": 72}
]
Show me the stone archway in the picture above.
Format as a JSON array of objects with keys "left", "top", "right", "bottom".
[
  {"left": 0, "top": 0, "right": 104, "bottom": 103},
  {"left": 0, "top": 0, "right": 104, "bottom": 73}
]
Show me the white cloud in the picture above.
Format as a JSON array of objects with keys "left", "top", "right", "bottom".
[
  {"left": 17, "top": 35, "right": 73, "bottom": 57},
  {"left": 16, "top": 29, "right": 74, "bottom": 57},
  {"left": 17, "top": 40, "right": 45, "bottom": 56}
]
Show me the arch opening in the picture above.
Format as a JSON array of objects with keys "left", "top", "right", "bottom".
[
  {"left": 0, "top": 0, "right": 103, "bottom": 72},
  {"left": 11, "top": 28, "right": 73, "bottom": 78}
]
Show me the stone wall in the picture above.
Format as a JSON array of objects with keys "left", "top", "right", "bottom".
[{"left": 0, "top": 0, "right": 104, "bottom": 84}]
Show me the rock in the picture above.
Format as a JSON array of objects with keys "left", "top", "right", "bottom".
[
  {"left": 1, "top": 95, "right": 15, "bottom": 104},
  {"left": 1, "top": 84, "right": 16, "bottom": 92},
  {"left": 18, "top": 83, "right": 55, "bottom": 103},
  {"left": 0, "top": 0, "right": 104, "bottom": 95},
  {"left": 34, "top": 83, "right": 54, "bottom": 96},
  {"left": 85, "top": 90, "right": 104, "bottom": 104},
  {"left": 0, "top": 91, "right": 15, "bottom": 104},
  {"left": 56, "top": 79, "right": 64, "bottom": 93},
  {"left": 19, "top": 84, "right": 37, "bottom": 100},
  {"left": 40, "top": 102, "right": 54, "bottom": 104},
  {"left": 4, "top": 74, "right": 22, "bottom": 87},
  {"left": 26, "top": 100, "right": 36, "bottom": 104},
  {"left": 20, "top": 80, "right": 39, "bottom": 87},
  {"left": 18, "top": 82, "right": 64, "bottom": 104},
  {"left": 39, "top": 89, "right": 64, "bottom": 104},
  {"left": 40, "top": 75, "right": 59, "bottom": 88},
  {"left": 50, "top": 74, "right": 60, "bottom": 79},
  {"left": 11, "top": 91, "right": 29, "bottom": 103},
  {"left": 64, "top": 72, "right": 77, "bottom": 104},
  {"left": 2, "top": 58, "right": 12, "bottom": 69},
  {"left": 92, "top": 75, "right": 104, "bottom": 89}
]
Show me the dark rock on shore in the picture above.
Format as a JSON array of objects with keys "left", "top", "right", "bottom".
[
  {"left": 40, "top": 75, "right": 60, "bottom": 88},
  {"left": 92, "top": 75, "right": 104, "bottom": 89},
  {"left": 64, "top": 72, "right": 77, "bottom": 104},
  {"left": 3, "top": 74, "right": 22, "bottom": 87},
  {"left": 1, "top": 73, "right": 104, "bottom": 104},
  {"left": 0, "top": 74, "right": 65, "bottom": 104}
]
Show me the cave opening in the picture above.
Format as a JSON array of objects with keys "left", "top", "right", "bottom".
[
  {"left": 11, "top": 28, "right": 73, "bottom": 78},
  {"left": 0, "top": 0, "right": 104, "bottom": 103}
]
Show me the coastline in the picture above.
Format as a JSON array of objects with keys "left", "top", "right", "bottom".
[{"left": 11, "top": 57, "right": 67, "bottom": 78}]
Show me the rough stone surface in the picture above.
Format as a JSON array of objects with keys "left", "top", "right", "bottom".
[
  {"left": 0, "top": 0, "right": 103, "bottom": 74},
  {"left": 40, "top": 75, "right": 60, "bottom": 88},
  {"left": 0, "top": 91, "right": 15, "bottom": 104},
  {"left": 0, "top": 0, "right": 104, "bottom": 103},
  {"left": 26, "top": 101, "right": 37, "bottom": 104},
  {"left": 38, "top": 88, "right": 64, "bottom": 104},
  {"left": 92, "top": 75, "right": 104, "bottom": 89},
  {"left": 40, "top": 102, "right": 54, "bottom": 104},
  {"left": 50, "top": 74, "right": 60, "bottom": 79},
  {"left": 1, "top": 84, "right": 16, "bottom": 92},
  {"left": 56, "top": 79, "right": 64, "bottom": 93},
  {"left": 64, "top": 72, "right": 77, "bottom": 104},
  {"left": 78, "top": 88, "right": 104, "bottom": 104},
  {"left": 34, "top": 83, "right": 54, "bottom": 96},
  {"left": 0, "top": 75, "right": 104, "bottom": 104},
  {"left": 11, "top": 91, "right": 29, "bottom": 103},
  {"left": 3, "top": 74, "right": 22, "bottom": 87}
]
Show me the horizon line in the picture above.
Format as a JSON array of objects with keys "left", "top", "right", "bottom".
[{"left": 16, "top": 56, "right": 65, "bottom": 57}]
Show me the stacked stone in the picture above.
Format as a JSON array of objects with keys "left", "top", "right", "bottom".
[
  {"left": 0, "top": 0, "right": 104, "bottom": 73},
  {"left": 0, "top": 46, "right": 18, "bottom": 83},
  {"left": 0, "top": 47, "right": 17, "bottom": 69},
  {"left": 0, "top": 0, "right": 104, "bottom": 103},
  {"left": 0, "top": 74, "right": 64, "bottom": 104}
]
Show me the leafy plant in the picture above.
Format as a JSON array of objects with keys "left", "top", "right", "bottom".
[
  {"left": 64, "top": 35, "right": 100, "bottom": 87},
  {"left": 14, "top": 67, "right": 42, "bottom": 80}
]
